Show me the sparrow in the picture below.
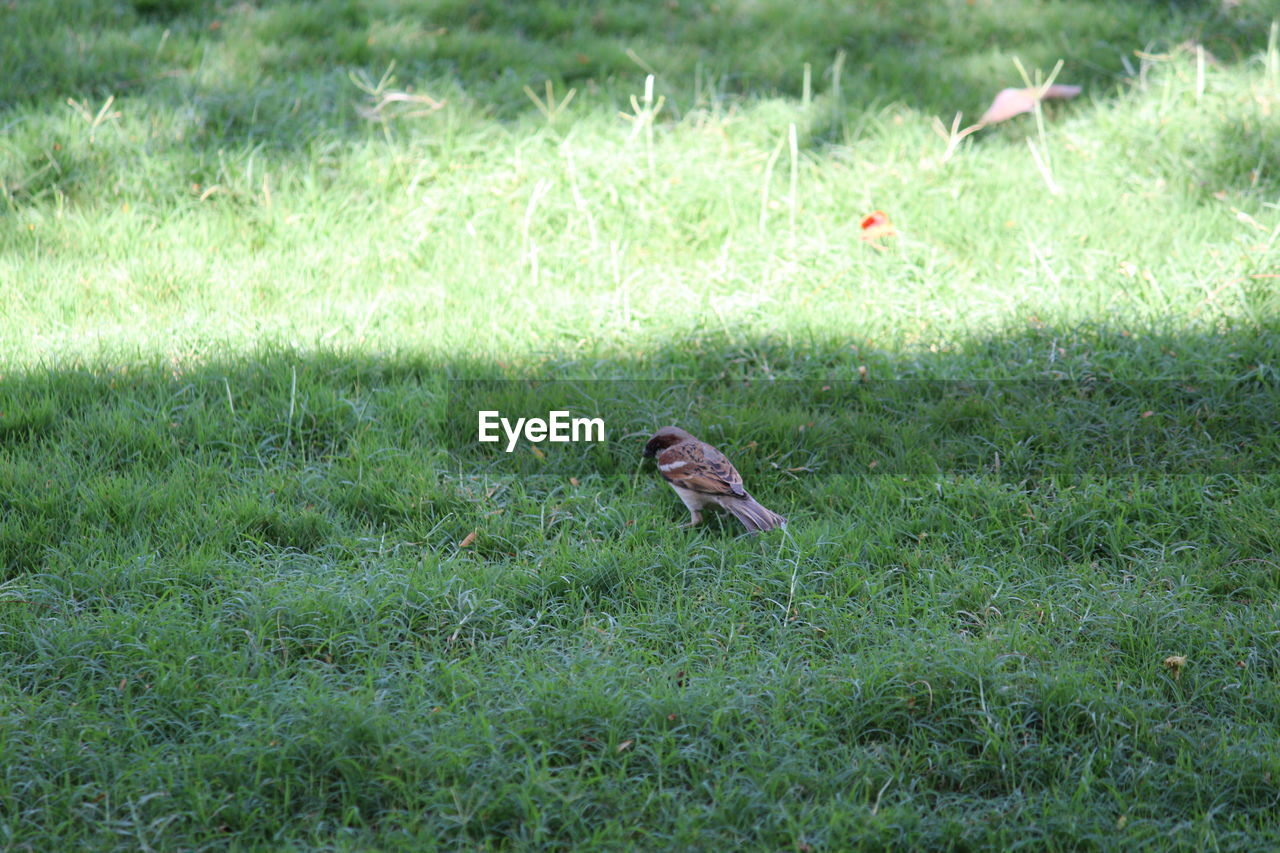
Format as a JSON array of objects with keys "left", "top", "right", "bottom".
[{"left": 642, "top": 426, "right": 786, "bottom": 533}]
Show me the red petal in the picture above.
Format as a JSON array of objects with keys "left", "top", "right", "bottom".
[{"left": 861, "top": 211, "right": 889, "bottom": 230}]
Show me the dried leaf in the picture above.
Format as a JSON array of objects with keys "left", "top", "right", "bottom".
[
  {"left": 459, "top": 530, "right": 478, "bottom": 548},
  {"left": 530, "top": 445, "right": 546, "bottom": 460},
  {"left": 1163, "top": 655, "right": 1187, "bottom": 678},
  {"left": 569, "top": 477, "right": 580, "bottom": 487},
  {"left": 617, "top": 739, "right": 634, "bottom": 753},
  {"left": 977, "top": 84, "right": 1081, "bottom": 126}
]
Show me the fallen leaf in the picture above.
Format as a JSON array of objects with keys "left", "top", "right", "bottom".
[
  {"left": 1235, "top": 209, "right": 1269, "bottom": 232},
  {"left": 569, "top": 477, "right": 580, "bottom": 487},
  {"left": 530, "top": 445, "right": 546, "bottom": 460},
  {"left": 459, "top": 530, "right": 477, "bottom": 548},
  {"left": 1163, "top": 655, "right": 1187, "bottom": 678},
  {"left": 977, "top": 84, "right": 1081, "bottom": 126},
  {"left": 859, "top": 210, "right": 897, "bottom": 241},
  {"left": 617, "top": 739, "right": 634, "bottom": 753}
]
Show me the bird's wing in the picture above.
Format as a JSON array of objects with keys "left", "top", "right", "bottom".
[{"left": 657, "top": 440, "right": 746, "bottom": 497}]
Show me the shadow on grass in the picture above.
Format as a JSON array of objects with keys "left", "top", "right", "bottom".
[
  {"left": 3, "top": 321, "right": 1280, "bottom": 851},
  {"left": 4, "top": 0, "right": 1273, "bottom": 135},
  {"left": 3, "top": 321, "right": 1278, "bottom": 583},
  {"left": 3, "top": 1, "right": 1274, "bottom": 215}
]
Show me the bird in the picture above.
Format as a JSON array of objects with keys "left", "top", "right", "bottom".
[{"left": 642, "top": 426, "right": 786, "bottom": 533}]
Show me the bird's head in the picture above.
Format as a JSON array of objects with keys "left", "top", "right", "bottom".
[{"left": 643, "top": 425, "right": 696, "bottom": 458}]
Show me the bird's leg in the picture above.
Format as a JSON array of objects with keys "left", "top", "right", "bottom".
[{"left": 683, "top": 510, "right": 703, "bottom": 528}]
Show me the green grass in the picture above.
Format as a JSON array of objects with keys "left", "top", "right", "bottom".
[{"left": 3, "top": 1, "right": 1280, "bottom": 849}]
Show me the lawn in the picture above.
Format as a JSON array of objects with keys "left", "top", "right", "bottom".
[{"left": 3, "top": 0, "right": 1280, "bottom": 849}]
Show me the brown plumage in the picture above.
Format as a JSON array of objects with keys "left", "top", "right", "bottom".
[{"left": 642, "top": 426, "right": 786, "bottom": 533}]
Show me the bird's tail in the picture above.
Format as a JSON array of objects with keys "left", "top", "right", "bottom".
[{"left": 725, "top": 494, "right": 787, "bottom": 533}]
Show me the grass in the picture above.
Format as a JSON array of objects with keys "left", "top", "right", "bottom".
[{"left": 3, "top": 0, "right": 1280, "bottom": 849}]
